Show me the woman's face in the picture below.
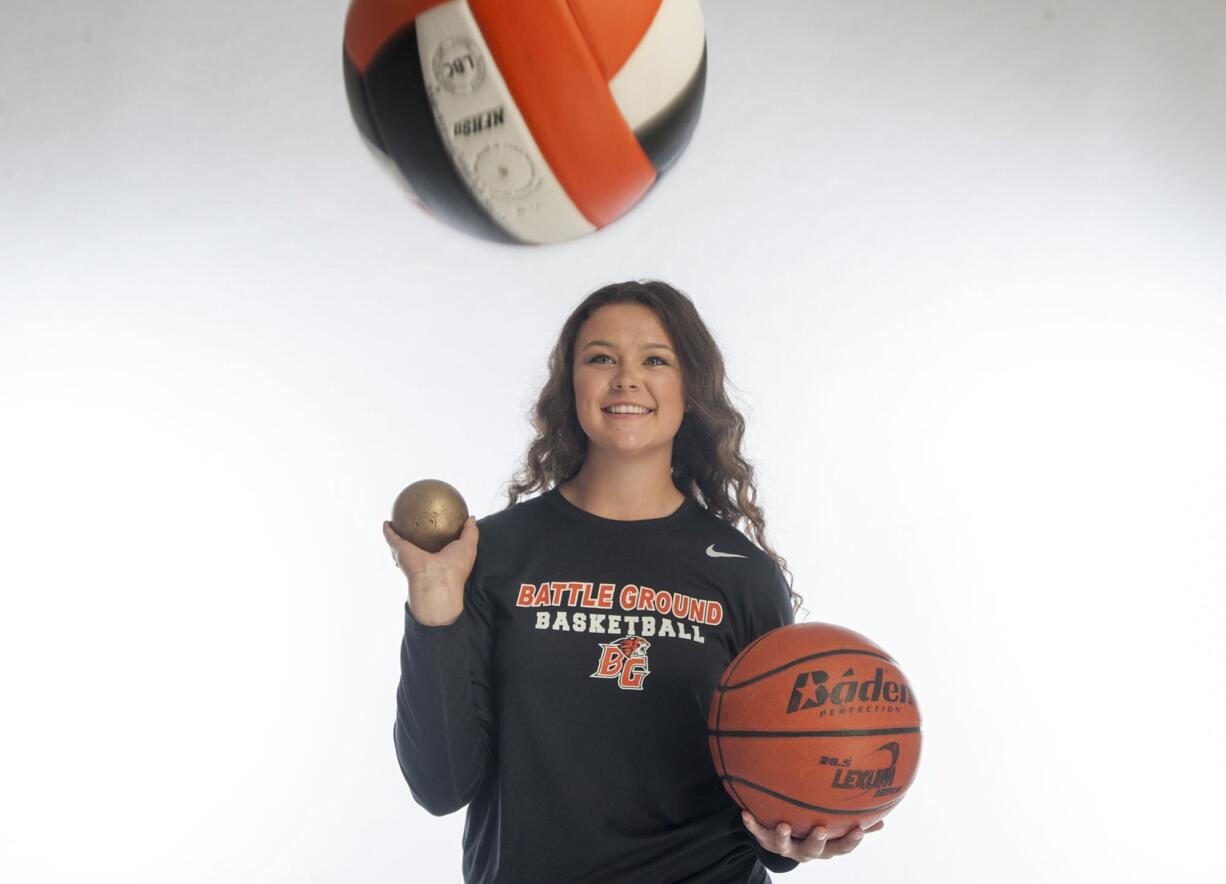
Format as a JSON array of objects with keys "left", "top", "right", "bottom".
[{"left": 572, "top": 303, "right": 686, "bottom": 457}]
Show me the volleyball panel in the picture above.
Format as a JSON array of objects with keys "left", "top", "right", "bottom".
[
  {"left": 609, "top": 0, "right": 706, "bottom": 130},
  {"left": 351, "top": 19, "right": 517, "bottom": 242},
  {"left": 567, "top": 0, "right": 665, "bottom": 81},
  {"left": 415, "top": 0, "right": 595, "bottom": 243},
  {"left": 468, "top": 0, "right": 658, "bottom": 229}
]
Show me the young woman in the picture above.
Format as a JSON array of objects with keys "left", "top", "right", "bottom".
[{"left": 383, "top": 280, "right": 882, "bottom": 882}]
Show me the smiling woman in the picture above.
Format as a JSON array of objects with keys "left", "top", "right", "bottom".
[
  {"left": 561, "top": 299, "right": 690, "bottom": 517},
  {"left": 506, "top": 280, "right": 806, "bottom": 563},
  {"left": 387, "top": 279, "right": 820, "bottom": 884}
]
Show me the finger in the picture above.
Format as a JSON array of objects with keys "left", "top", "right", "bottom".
[
  {"left": 831, "top": 820, "right": 883, "bottom": 856},
  {"left": 741, "top": 811, "right": 765, "bottom": 839},
  {"left": 740, "top": 812, "right": 778, "bottom": 851},
  {"left": 824, "top": 827, "right": 865, "bottom": 857},
  {"left": 799, "top": 825, "right": 828, "bottom": 860},
  {"left": 773, "top": 822, "right": 793, "bottom": 855}
]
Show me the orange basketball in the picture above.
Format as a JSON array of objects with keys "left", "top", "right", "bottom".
[{"left": 708, "top": 622, "right": 922, "bottom": 840}]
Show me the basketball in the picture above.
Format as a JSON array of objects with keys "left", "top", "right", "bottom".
[
  {"left": 343, "top": 0, "right": 708, "bottom": 244},
  {"left": 708, "top": 622, "right": 922, "bottom": 840}
]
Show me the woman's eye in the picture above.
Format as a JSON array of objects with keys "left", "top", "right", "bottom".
[{"left": 589, "top": 354, "right": 668, "bottom": 365}]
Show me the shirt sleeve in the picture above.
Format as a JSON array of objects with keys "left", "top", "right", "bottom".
[
  {"left": 754, "top": 841, "right": 801, "bottom": 874},
  {"left": 748, "top": 559, "right": 801, "bottom": 873},
  {"left": 392, "top": 560, "right": 497, "bottom": 816},
  {"left": 750, "top": 558, "right": 797, "bottom": 637}
]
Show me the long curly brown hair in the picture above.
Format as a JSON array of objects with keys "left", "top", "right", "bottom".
[{"left": 501, "top": 280, "right": 805, "bottom": 619}]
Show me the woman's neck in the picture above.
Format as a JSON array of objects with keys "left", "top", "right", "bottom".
[{"left": 558, "top": 458, "right": 684, "bottom": 521}]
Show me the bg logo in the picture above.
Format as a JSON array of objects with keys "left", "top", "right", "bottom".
[{"left": 591, "top": 636, "right": 651, "bottom": 690}]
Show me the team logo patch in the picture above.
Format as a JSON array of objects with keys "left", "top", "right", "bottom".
[{"left": 591, "top": 636, "right": 651, "bottom": 690}]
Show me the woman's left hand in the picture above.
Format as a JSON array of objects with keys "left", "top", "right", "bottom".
[{"left": 742, "top": 812, "right": 884, "bottom": 861}]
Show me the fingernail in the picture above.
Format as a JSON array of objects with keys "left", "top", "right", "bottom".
[{"left": 852, "top": 830, "right": 863, "bottom": 840}]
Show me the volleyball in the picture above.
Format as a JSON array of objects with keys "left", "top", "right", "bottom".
[
  {"left": 342, "top": 0, "right": 708, "bottom": 244},
  {"left": 708, "top": 622, "right": 922, "bottom": 840}
]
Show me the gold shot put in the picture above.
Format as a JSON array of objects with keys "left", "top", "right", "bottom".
[{"left": 390, "top": 479, "right": 469, "bottom": 553}]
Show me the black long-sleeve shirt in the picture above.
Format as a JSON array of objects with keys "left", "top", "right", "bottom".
[{"left": 394, "top": 487, "right": 800, "bottom": 882}]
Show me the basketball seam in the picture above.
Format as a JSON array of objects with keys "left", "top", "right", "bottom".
[
  {"left": 714, "top": 628, "right": 776, "bottom": 821},
  {"left": 721, "top": 775, "right": 906, "bottom": 817},
  {"left": 710, "top": 726, "right": 921, "bottom": 739},
  {"left": 719, "top": 648, "right": 899, "bottom": 692}
]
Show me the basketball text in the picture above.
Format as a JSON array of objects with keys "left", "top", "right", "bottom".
[
  {"left": 828, "top": 742, "right": 902, "bottom": 798},
  {"left": 786, "top": 666, "right": 912, "bottom": 714}
]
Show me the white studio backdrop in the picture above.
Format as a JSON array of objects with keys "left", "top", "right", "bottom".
[{"left": 2, "top": 1, "right": 1224, "bottom": 881}]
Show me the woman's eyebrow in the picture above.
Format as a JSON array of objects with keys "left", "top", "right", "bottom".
[{"left": 582, "top": 340, "right": 675, "bottom": 352}]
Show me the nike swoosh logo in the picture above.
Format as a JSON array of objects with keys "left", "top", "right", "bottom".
[{"left": 706, "top": 544, "right": 747, "bottom": 559}]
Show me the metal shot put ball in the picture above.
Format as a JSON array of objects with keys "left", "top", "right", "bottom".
[{"left": 390, "top": 479, "right": 469, "bottom": 553}]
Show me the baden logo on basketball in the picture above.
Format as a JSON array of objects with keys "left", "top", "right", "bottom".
[{"left": 785, "top": 666, "right": 915, "bottom": 714}]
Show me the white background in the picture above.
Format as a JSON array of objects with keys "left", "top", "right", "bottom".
[{"left": 2, "top": 1, "right": 1224, "bottom": 881}]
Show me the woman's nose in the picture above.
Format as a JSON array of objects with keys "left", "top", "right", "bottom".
[{"left": 613, "top": 371, "right": 640, "bottom": 389}]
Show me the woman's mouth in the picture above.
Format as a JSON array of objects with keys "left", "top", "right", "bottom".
[{"left": 602, "top": 407, "right": 654, "bottom": 418}]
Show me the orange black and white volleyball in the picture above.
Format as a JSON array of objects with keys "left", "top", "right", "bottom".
[
  {"left": 342, "top": 0, "right": 708, "bottom": 244},
  {"left": 708, "top": 623, "right": 922, "bottom": 840}
]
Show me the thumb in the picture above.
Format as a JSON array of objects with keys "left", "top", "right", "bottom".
[{"left": 461, "top": 515, "right": 479, "bottom": 546}]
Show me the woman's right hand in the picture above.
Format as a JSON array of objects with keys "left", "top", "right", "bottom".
[{"left": 383, "top": 516, "right": 479, "bottom": 626}]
